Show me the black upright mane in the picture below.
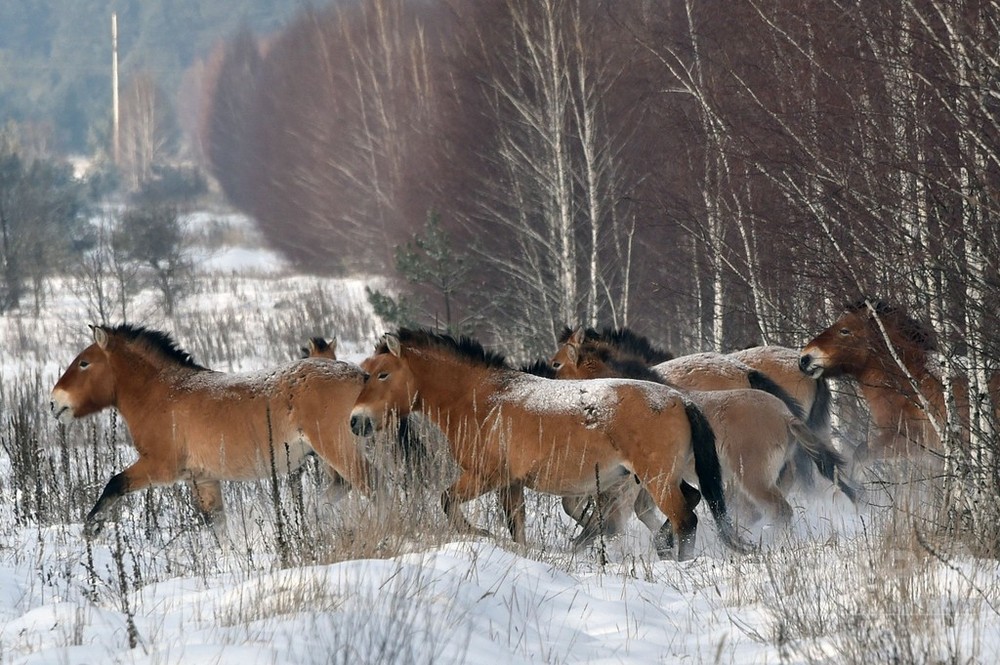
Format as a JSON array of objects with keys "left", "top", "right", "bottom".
[
  {"left": 105, "top": 324, "right": 207, "bottom": 370},
  {"left": 847, "top": 299, "right": 936, "bottom": 353},
  {"left": 519, "top": 358, "right": 557, "bottom": 378},
  {"left": 558, "top": 326, "right": 673, "bottom": 364},
  {"left": 580, "top": 345, "right": 667, "bottom": 384},
  {"left": 378, "top": 327, "right": 509, "bottom": 369}
]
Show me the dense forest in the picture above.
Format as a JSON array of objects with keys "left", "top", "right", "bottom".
[
  {"left": 3, "top": 0, "right": 999, "bottom": 404},
  {"left": 198, "top": 1, "right": 1000, "bottom": 361},
  {"left": 0, "top": 0, "right": 306, "bottom": 152}
]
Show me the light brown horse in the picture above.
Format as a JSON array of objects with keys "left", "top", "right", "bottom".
[
  {"left": 552, "top": 339, "right": 857, "bottom": 527},
  {"left": 799, "top": 299, "right": 968, "bottom": 460},
  {"left": 51, "top": 324, "right": 381, "bottom": 538},
  {"left": 554, "top": 327, "right": 833, "bottom": 490},
  {"left": 349, "top": 328, "right": 753, "bottom": 560},
  {"left": 554, "top": 327, "right": 832, "bottom": 440}
]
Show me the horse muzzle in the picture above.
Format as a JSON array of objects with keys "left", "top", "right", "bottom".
[
  {"left": 49, "top": 390, "right": 77, "bottom": 424},
  {"left": 349, "top": 412, "right": 375, "bottom": 437},
  {"left": 798, "top": 353, "right": 825, "bottom": 378}
]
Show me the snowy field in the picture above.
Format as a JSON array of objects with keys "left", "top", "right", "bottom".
[{"left": 0, "top": 213, "right": 997, "bottom": 664}]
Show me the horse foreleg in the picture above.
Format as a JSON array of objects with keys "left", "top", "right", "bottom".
[
  {"left": 188, "top": 478, "right": 225, "bottom": 526},
  {"left": 498, "top": 481, "right": 526, "bottom": 544},
  {"left": 84, "top": 458, "right": 178, "bottom": 539},
  {"left": 441, "top": 472, "right": 494, "bottom": 538}
]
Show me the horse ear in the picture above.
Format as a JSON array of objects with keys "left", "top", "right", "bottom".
[
  {"left": 385, "top": 334, "right": 402, "bottom": 357},
  {"left": 570, "top": 326, "right": 585, "bottom": 345},
  {"left": 329, "top": 337, "right": 337, "bottom": 357},
  {"left": 92, "top": 326, "right": 109, "bottom": 349},
  {"left": 566, "top": 343, "right": 579, "bottom": 366}
]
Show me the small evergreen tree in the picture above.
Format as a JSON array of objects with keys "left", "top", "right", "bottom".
[{"left": 367, "top": 211, "right": 472, "bottom": 332}]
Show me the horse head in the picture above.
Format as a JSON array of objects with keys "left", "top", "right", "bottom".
[
  {"left": 350, "top": 333, "right": 418, "bottom": 436},
  {"left": 51, "top": 325, "right": 117, "bottom": 423},
  {"left": 799, "top": 299, "right": 934, "bottom": 380}
]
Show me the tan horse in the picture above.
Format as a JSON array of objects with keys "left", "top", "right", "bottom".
[
  {"left": 349, "top": 328, "right": 753, "bottom": 560},
  {"left": 552, "top": 339, "right": 857, "bottom": 527},
  {"left": 554, "top": 327, "right": 831, "bottom": 439},
  {"left": 51, "top": 324, "right": 381, "bottom": 538},
  {"left": 301, "top": 334, "right": 427, "bottom": 466},
  {"left": 555, "top": 327, "right": 832, "bottom": 489},
  {"left": 800, "top": 299, "right": 970, "bottom": 460}
]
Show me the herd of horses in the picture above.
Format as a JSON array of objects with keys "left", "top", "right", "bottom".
[{"left": 49, "top": 299, "right": 960, "bottom": 560}]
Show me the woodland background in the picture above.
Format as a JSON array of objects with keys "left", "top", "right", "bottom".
[{"left": 2, "top": 0, "right": 999, "bottom": 446}]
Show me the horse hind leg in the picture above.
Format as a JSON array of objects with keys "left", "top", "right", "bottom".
[
  {"left": 740, "top": 478, "right": 794, "bottom": 528},
  {"left": 571, "top": 480, "right": 640, "bottom": 552},
  {"left": 498, "top": 481, "right": 526, "bottom": 544},
  {"left": 643, "top": 476, "right": 699, "bottom": 561}
]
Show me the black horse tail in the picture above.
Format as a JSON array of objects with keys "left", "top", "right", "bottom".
[
  {"left": 806, "top": 377, "right": 832, "bottom": 436},
  {"left": 685, "top": 402, "right": 755, "bottom": 554},
  {"left": 747, "top": 370, "right": 804, "bottom": 420},
  {"left": 788, "top": 419, "right": 861, "bottom": 504}
]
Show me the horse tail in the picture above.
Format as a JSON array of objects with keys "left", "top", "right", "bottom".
[
  {"left": 684, "top": 401, "right": 755, "bottom": 554},
  {"left": 747, "top": 369, "right": 804, "bottom": 419},
  {"left": 787, "top": 418, "right": 861, "bottom": 504},
  {"left": 806, "top": 377, "right": 832, "bottom": 436},
  {"left": 747, "top": 369, "right": 816, "bottom": 490}
]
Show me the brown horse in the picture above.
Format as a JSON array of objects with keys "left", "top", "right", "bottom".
[
  {"left": 555, "top": 327, "right": 832, "bottom": 489},
  {"left": 51, "top": 324, "right": 381, "bottom": 538},
  {"left": 554, "top": 327, "right": 831, "bottom": 439},
  {"left": 799, "top": 299, "right": 967, "bottom": 460},
  {"left": 552, "top": 339, "right": 857, "bottom": 527},
  {"left": 301, "top": 334, "right": 427, "bottom": 465},
  {"left": 349, "top": 328, "right": 753, "bottom": 560}
]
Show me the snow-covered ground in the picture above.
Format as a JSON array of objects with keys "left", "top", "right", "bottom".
[{"left": 0, "top": 213, "right": 997, "bottom": 664}]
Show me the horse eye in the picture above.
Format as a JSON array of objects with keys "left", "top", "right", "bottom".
[
  {"left": 79, "top": 360, "right": 90, "bottom": 369},
  {"left": 839, "top": 328, "right": 851, "bottom": 335},
  {"left": 551, "top": 361, "right": 562, "bottom": 370},
  {"left": 377, "top": 372, "right": 390, "bottom": 381}
]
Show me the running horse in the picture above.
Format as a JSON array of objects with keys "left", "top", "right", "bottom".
[
  {"left": 349, "top": 328, "right": 753, "bottom": 560},
  {"left": 554, "top": 327, "right": 833, "bottom": 489},
  {"left": 50, "top": 324, "right": 382, "bottom": 538},
  {"left": 799, "top": 299, "right": 968, "bottom": 460},
  {"left": 300, "top": 334, "right": 427, "bottom": 465},
  {"left": 551, "top": 335, "right": 857, "bottom": 532}
]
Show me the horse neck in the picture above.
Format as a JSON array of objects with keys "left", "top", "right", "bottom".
[
  {"left": 857, "top": 352, "right": 945, "bottom": 428},
  {"left": 407, "top": 350, "right": 499, "bottom": 438},
  {"left": 110, "top": 347, "right": 199, "bottom": 418}
]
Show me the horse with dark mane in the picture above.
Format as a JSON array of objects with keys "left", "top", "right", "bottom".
[
  {"left": 349, "top": 328, "right": 753, "bottom": 560},
  {"left": 800, "top": 299, "right": 969, "bottom": 460},
  {"left": 554, "top": 326, "right": 833, "bottom": 489},
  {"left": 552, "top": 335, "right": 857, "bottom": 529},
  {"left": 301, "top": 334, "right": 426, "bottom": 466},
  {"left": 51, "top": 324, "right": 381, "bottom": 538},
  {"left": 300, "top": 336, "right": 337, "bottom": 359},
  {"left": 556, "top": 327, "right": 831, "bottom": 441}
]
